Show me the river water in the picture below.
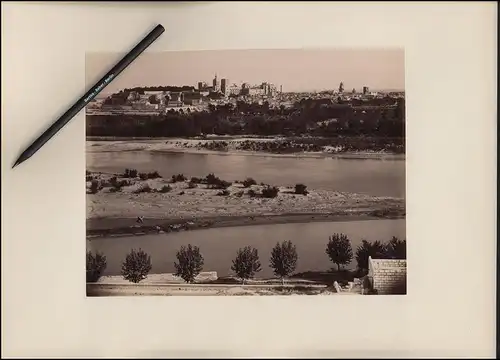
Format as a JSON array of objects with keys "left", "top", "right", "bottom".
[
  {"left": 87, "top": 219, "right": 406, "bottom": 278},
  {"left": 86, "top": 147, "right": 405, "bottom": 198}
]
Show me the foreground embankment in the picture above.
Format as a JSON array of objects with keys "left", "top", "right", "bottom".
[
  {"left": 86, "top": 283, "right": 338, "bottom": 296},
  {"left": 86, "top": 272, "right": 363, "bottom": 296}
]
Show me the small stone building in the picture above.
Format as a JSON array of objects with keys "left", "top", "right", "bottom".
[{"left": 367, "top": 256, "right": 407, "bottom": 295}]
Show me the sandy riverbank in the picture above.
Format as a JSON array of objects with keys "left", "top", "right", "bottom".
[
  {"left": 86, "top": 171, "right": 405, "bottom": 237},
  {"left": 86, "top": 138, "right": 405, "bottom": 161}
]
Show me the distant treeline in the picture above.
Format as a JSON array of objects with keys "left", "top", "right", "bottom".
[{"left": 87, "top": 97, "right": 405, "bottom": 140}]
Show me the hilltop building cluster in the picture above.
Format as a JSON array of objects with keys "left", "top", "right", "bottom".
[{"left": 87, "top": 75, "right": 400, "bottom": 116}]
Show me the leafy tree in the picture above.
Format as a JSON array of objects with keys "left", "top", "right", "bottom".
[
  {"left": 270, "top": 240, "right": 298, "bottom": 284},
  {"left": 174, "top": 244, "right": 204, "bottom": 283},
  {"left": 325, "top": 233, "right": 353, "bottom": 271},
  {"left": 121, "top": 248, "right": 152, "bottom": 283},
  {"left": 385, "top": 236, "right": 406, "bottom": 259},
  {"left": 231, "top": 246, "right": 262, "bottom": 284},
  {"left": 355, "top": 240, "right": 387, "bottom": 271},
  {"left": 86, "top": 250, "right": 107, "bottom": 282}
]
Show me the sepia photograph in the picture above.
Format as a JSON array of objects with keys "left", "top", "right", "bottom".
[{"left": 85, "top": 48, "right": 406, "bottom": 296}]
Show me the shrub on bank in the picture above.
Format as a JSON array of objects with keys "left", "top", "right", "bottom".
[
  {"left": 109, "top": 176, "right": 119, "bottom": 187},
  {"left": 109, "top": 177, "right": 131, "bottom": 192},
  {"left": 86, "top": 250, "right": 107, "bottom": 282},
  {"left": 262, "top": 186, "right": 279, "bottom": 198},
  {"left": 121, "top": 248, "right": 152, "bottom": 283},
  {"left": 205, "top": 173, "right": 232, "bottom": 189},
  {"left": 119, "top": 180, "right": 131, "bottom": 187},
  {"left": 110, "top": 176, "right": 130, "bottom": 190},
  {"left": 242, "top": 177, "right": 257, "bottom": 188},
  {"left": 190, "top": 177, "right": 202, "bottom": 184},
  {"left": 294, "top": 183, "right": 308, "bottom": 195},
  {"left": 210, "top": 180, "right": 231, "bottom": 190},
  {"left": 205, "top": 173, "right": 218, "bottom": 185},
  {"left": 159, "top": 184, "right": 172, "bottom": 193},
  {"left": 247, "top": 189, "right": 257, "bottom": 198},
  {"left": 171, "top": 174, "right": 187, "bottom": 183},
  {"left": 147, "top": 171, "right": 162, "bottom": 179},
  {"left": 123, "top": 168, "right": 138, "bottom": 178}
]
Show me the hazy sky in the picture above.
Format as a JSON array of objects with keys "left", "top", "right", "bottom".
[{"left": 86, "top": 48, "right": 405, "bottom": 94}]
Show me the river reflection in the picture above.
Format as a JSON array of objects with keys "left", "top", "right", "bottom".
[
  {"left": 88, "top": 219, "right": 406, "bottom": 278},
  {"left": 87, "top": 149, "right": 405, "bottom": 198}
]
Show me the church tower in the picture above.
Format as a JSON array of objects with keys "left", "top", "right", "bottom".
[{"left": 213, "top": 73, "right": 219, "bottom": 92}]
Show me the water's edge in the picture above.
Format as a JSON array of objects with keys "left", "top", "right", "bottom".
[{"left": 87, "top": 212, "right": 405, "bottom": 239}]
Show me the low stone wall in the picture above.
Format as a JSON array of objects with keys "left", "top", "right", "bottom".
[{"left": 368, "top": 257, "right": 407, "bottom": 295}]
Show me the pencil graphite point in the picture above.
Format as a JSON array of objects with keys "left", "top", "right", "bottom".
[{"left": 12, "top": 154, "right": 26, "bottom": 168}]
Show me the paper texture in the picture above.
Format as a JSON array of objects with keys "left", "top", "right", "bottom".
[{"left": 1, "top": 1, "right": 497, "bottom": 357}]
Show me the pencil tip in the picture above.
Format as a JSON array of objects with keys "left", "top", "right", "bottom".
[{"left": 12, "top": 160, "right": 20, "bottom": 169}]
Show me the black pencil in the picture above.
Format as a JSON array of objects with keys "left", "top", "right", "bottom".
[{"left": 12, "top": 24, "right": 165, "bottom": 169}]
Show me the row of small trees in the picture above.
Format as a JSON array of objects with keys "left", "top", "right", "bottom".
[{"left": 87, "top": 235, "right": 406, "bottom": 284}]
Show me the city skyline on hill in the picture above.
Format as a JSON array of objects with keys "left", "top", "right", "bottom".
[{"left": 86, "top": 48, "right": 405, "bottom": 95}]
